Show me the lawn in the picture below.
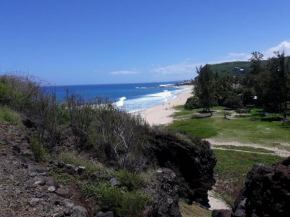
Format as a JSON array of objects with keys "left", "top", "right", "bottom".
[
  {"left": 169, "top": 106, "right": 290, "bottom": 150},
  {"left": 213, "top": 149, "right": 283, "bottom": 206}
]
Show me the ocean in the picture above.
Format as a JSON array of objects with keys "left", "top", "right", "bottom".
[{"left": 43, "top": 81, "right": 188, "bottom": 113}]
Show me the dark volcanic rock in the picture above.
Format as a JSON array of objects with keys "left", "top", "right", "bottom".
[
  {"left": 232, "top": 157, "right": 290, "bottom": 217},
  {"left": 96, "top": 211, "right": 114, "bottom": 217},
  {"left": 148, "top": 168, "right": 181, "bottom": 217},
  {"left": 146, "top": 129, "right": 216, "bottom": 206},
  {"left": 212, "top": 210, "right": 231, "bottom": 217}
]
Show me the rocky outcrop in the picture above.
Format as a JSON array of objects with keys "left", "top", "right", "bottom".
[
  {"left": 146, "top": 129, "right": 216, "bottom": 206},
  {"left": 0, "top": 124, "right": 89, "bottom": 217},
  {"left": 147, "top": 168, "right": 181, "bottom": 217},
  {"left": 212, "top": 210, "right": 231, "bottom": 217},
  {"left": 232, "top": 157, "right": 290, "bottom": 217}
]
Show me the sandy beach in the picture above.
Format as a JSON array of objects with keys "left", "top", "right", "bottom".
[{"left": 138, "top": 85, "right": 193, "bottom": 126}]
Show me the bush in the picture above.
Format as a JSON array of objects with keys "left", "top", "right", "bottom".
[
  {"left": 116, "top": 170, "right": 142, "bottom": 191},
  {"left": 81, "top": 182, "right": 151, "bottom": 217},
  {"left": 117, "top": 192, "right": 151, "bottom": 217},
  {"left": 50, "top": 165, "right": 75, "bottom": 185},
  {"left": 0, "top": 106, "right": 22, "bottom": 126},
  {"left": 184, "top": 96, "right": 200, "bottom": 110},
  {"left": 30, "top": 137, "right": 47, "bottom": 162}
]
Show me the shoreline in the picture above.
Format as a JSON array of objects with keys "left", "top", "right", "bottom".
[{"left": 137, "top": 85, "right": 193, "bottom": 125}]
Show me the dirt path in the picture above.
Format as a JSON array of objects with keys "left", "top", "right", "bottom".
[
  {"left": 208, "top": 191, "right": 230, "bottom": 210},
  {"left": 205, "top": 138, "right": 290, "bottom": 157},
  {"left": 211, "top": 147, "right": 279, "bottom": 155}
]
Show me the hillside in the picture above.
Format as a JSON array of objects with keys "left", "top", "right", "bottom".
[{"left": 208, "top": 56, "right": 290, "bottom": 76}]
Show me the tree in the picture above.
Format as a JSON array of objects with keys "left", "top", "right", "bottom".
[
  {"left": 195, "top": 64, "right": 217, "bottom": 113},
  {"left": 246, "top": 52, "right": 264, "bottom": 106},
  {"left": 262, "top": 52, "right": 290, "bottom": 113}
]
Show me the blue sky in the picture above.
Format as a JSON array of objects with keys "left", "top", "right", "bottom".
[{"left": 0, "top": 0, "right": 290, "bottom": 85}]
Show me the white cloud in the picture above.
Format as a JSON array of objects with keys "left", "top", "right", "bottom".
[
  {"left": 227, "top": 53, "right": 251, "bottom": 60},
  {"left": 152, "top": 61, "right": 201, "bottom": 75},
  {"left": 152, "top": 40, "right": 290, "bottom": 75},
  {"left": 109, "top": 70, "right": 139, "bottom": 75},
  {"left": 264, "top": 41, "right": 290, "bottom": 58}
]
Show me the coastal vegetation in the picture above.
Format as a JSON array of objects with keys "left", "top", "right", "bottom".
[
  {"left": 186, "top": 51, "right": 290, "bottom": 115},
  {"left": 170, "top": 51, "right": 290, "bottom": 208},
  {"left": 0, "top": 73, "right": 216, "bottom": 216}
]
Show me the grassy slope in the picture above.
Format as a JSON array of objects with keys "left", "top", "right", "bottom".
[
  {"left": 213, "top": 149, "right": 283, "bottom": 205},
  {"left": 169, "top": 107, "right": 290, "bottom": 150}
]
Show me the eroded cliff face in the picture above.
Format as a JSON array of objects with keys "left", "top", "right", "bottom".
[
  {"left": 9, "top": 117, "right": 218, "bottom": 217},
  {"left": 231, "top": 157, "right": 290, "bottom": 217},
  {"left": 146, "top": 129, "right": 216, "bottom": 206}
]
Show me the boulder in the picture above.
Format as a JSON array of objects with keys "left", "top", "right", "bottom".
[
  {"left": 96, "top": 211, "right": 114, "bottom": 217},
  {"left": 232, "top": 157, "right": 290, "bottom": 217},
  {"left": 110, "top": 178, "right": 121, "bottom": 187},
  {"left": 146, "top": 129, "right": 216, "bottom": 206},
  {"left": 212, "top": 210, "right": 231, "bottom": 217},
  {"left": 77, "top": 166, "right": 86, "bottom": 175},
  {"left": 71, "top": 205, "right": 88, "bottom": 217},
  {"left": 148, "top": 168, "right": 181, "bottom": 217}
]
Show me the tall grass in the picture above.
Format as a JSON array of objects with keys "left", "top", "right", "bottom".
[{"left": 0, "top": 106, "right": 22, "bottom": 126}]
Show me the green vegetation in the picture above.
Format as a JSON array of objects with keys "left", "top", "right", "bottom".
[
  {"left": 208, "top": 57, "right": 290, "bottom": 76},
  {"left": 209, "top": 61, "right": 250, "bottom": 76},
  {"left": 52, "top": 152, "right": 151, "bottom": 217},
  {"left": 50, "top": 165, "right": 75, "bottom": 185},
  {"left": 213, "top": 149, "right": 283, "bottom": 205},
  {"left": 216, "top": 145, "right": 274, "bottom": 153},
  {"left": 30, "top": 137, "right": 47, "bottom": 162},
  {"left": 82, "top": 182, "right": 151, "bottom": 217},
  {"left": 0, "top": 106, "right": 22, "bottom": 126},
  {"left": 59, "top": 152, "right": 116, "bottom": 176},
  {"left": 179, "top": 202, "right": 211, "bottom": 217},
  {"left": 169, "top": 117, "right": 217, "bottom": 139},
  {"left": 170, "top": 107, "right": 290, "bottom": 149}
]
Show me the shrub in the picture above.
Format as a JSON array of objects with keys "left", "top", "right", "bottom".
[
  {"left": 117, "top": 192, "right": 151, "bottom": 217},
  {"left": 184, "top": 96, "right": 200, "bottom": 110},
  {"left": 81, "top": 181, "right": 151, "bottom": 217},
  {"left": 0, "top": 106, "right": 22, "bottom": 126},
  {"left": 30, "top": 137, "right": 47, "bottom": 162},
  {"left": 50, "top": 165, "right": 75, "bottom": 185},
  {"left": 116, "top": 170, "right": 142, "bottom": 191}
]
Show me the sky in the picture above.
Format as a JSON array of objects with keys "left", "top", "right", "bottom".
[{"left": 0, "top": 0, "right": 290, "bottom": 85}]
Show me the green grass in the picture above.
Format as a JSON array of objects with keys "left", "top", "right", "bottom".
[
  {"left": 169, "top": 118, "right": 218, "bottom": 139},
  {"left": 216, "top": 145, "right": 274, "bottom": 153},
  {"left": 179, "top": 202, "right": 211, "bottom": 217},
  {"left": 59, "top": 152, "right": 116, "bottom": 176},
  {"left": 0, "top": 106, "right": 22, "bottom": 126},
  {"left": 213, "top": 149, "right": 283, "bottom": 206},
  {"left": 169, "top": 107, "right": 290, "bottom": 150}
]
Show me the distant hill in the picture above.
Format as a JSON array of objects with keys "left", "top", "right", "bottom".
[{"left": 208, "top": 56, "right": 290, "bottom": 76}]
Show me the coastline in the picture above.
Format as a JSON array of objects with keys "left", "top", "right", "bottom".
[{"left": 138, "top": 85, "right": 193, "bottom": 126}]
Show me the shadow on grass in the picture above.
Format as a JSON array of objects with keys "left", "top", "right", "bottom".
[
  {"left": 280, "top": 122, "right": 290, "bottom": 129},
  {"left": 191, "top": 115, "right": 211, "bottom": 119},
  {"left": 261, "top": 117, "right": 282, "bottom": 122}
]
